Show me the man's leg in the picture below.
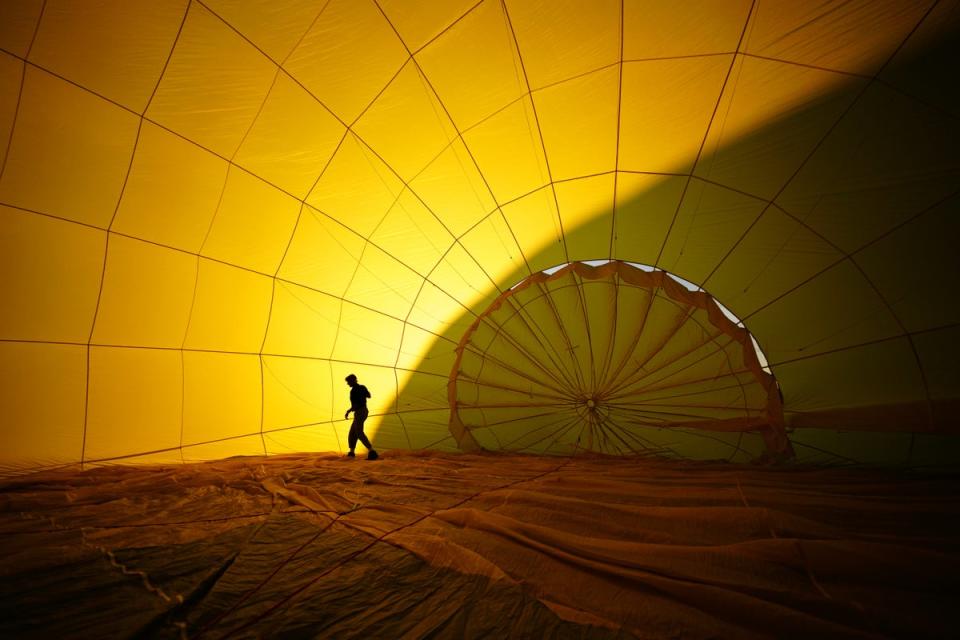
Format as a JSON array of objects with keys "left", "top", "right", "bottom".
[
  {"left": 354, "top": 412, "right": 373, "bottom": 449},
  {"left": 347, "top": 421, "right": 358, "bottom": 455},
  {"left": 355, "top": 428, "right": 372, "bottom": 450},
  {"left": 354, "top": 411, "right": 377, "bottom": 459}
]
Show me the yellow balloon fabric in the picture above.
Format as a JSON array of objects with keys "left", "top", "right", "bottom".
[{"left": 1, "top": 0, "right": 959, "bottom": 473}]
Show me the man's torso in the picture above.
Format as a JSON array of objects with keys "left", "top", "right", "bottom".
[{"left": 350, "top": 385, "right": 369, "bottom": 410}]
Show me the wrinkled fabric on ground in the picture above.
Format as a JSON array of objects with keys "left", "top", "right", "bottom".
[{"left": 2, "top": 451, "right": 958, "bottom": 639}]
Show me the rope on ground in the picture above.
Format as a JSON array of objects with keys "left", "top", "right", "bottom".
[
  {"left": 17, "top": 511, "right": 186, "bottom": 631},
  {"left": 736, "top": 476, "right": 779, "bottom": 538}
]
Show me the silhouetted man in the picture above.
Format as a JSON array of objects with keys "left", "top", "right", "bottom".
[{"left": 344, "top": 374, "right": 378, "bottom": 460}]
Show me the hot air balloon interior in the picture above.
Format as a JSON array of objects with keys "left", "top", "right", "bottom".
[{"left": 1, "top": 1, "right": 959, "bottom": 637}]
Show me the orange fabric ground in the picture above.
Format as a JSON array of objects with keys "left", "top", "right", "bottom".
[{"left": 1, "top": 451, "right": 958, "bottom": 638}]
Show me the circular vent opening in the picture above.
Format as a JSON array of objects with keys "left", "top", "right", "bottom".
[{"left": 449, "top": 260, "right": 789, "bottom": 458}]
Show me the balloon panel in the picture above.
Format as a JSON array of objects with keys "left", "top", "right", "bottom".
[{"left": 0, "top": 0, "right": 958, "bottom": 472}]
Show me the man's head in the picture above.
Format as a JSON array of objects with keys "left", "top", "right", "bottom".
[{"left": 345, "top": 374, "right": 358, "bottom": 387}]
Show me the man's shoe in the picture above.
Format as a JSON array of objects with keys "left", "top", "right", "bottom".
[
  {"left": 346, "top": 451, "right": 355, "bottom": 458},
  {"left": 367, "top": 450, "right": 379, "bottom": 461}
]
